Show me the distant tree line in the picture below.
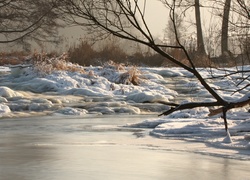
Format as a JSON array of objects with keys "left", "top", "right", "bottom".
[
  {"left": 0, "top": 0, "right": 250, "bottom": 65},
  {"left": 162, "top": 0, "right": 249, "bottom": 65}
]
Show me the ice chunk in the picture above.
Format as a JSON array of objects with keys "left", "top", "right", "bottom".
[
  {"left": 0, "top": 104, "right": 11, "bottom": 114},
  {"left": 55, "top": 107, "right": 88, "bottom": 115},
  {"left": 222, "top": 131, "right": 233, "bottom": 143},
  {"left": 62, "top": 88, "right": 108, "bottom": 97},
  {"left": 126, "top": 92, "right": 168, "bottom": 103},
  {"left": 0, "top": 97, "right": 8, "bottom": 103},
  {"left": 0, "top": 86, "right": 23, "bottom": 98}
]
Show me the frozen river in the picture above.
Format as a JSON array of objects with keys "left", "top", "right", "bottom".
[{"left": 0, "top": 115, "right": 249, "bottom": 180}]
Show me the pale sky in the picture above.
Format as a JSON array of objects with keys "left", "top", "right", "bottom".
[
  {"left": 61, "top": 1, "right": 206, "bottom": 41},
  {"left": 141, "top": 1, "right": 169, "bottom": 38},
  {"left": 61, "top": 1, "right": 169, "bottom": 42}
]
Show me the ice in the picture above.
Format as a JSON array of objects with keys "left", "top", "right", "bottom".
[
  {"left": 61, "top": 87, "right": 110, "bottom": 97},
  {"left": 0, "top": 86, "right": 23, "bottom": 98},
  {"left": 55, "top": 107, "right": 88, "bottom": 115},
  {"left": 0, "top": 61, "right": 250, "bottom": 158},
  {"left": 234, "top": 92, "right": 250, "bottom": 103},
  {"left": 244, "top": 134, "right": 250, "bottom": 141},
  {"left": 0, "top": 66, "right": 10, "bottom": 72},
  {"left": 0, "top": 97, "right": 7, "bottom": 103},
  {"left": 222, "top": 131, "right": 233, "bottom": 143},
  {"left": 167, "top": 107, "right": 210, "bottom": 118},
  {"left": 29, "top": 102, "right": 53, "bottom": 112},
  {"left": 0, "top": 104, "right": 11, "bottom": 115},
  {"left": 18, "top": 78, "right": 61, "bottom": 93},
  {"left": 126, "top": 91, "right": 169, "bottom": 103}
]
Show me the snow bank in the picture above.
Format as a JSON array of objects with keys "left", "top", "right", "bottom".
[
  {"left": 167, "top": 107, "right": 210, "bottom": 118},
  {"left": 0, "top": 104, "right": 11, "bottom": 115},
  {"left": 126, "top": 91, "right": 169, "bottom": 103},
  {"left": 0, "top": 97, "right": 8, "bottom": 103},
  {"left": 126, "top": 114, "right": 250, "bottom": 151},
  {"left": 61, "top": 87, "right": 110, "bottom": 97},
  {"left": 0, "top": 63, "right": 250, "bottom": 158},
  {"left": 0, "top": 66, "right": 10, "bottom": 73},
  {"left": 55, "top": 107, "right": 88, "bottom": 116},
  {"left": 1, "top": 64, "right": 248, "bottom": 118},
  {"left": 20, "top": 78, "right": 60, "bottom": 93},
  {"left": 0, "top": 86, "right": 23, "bottom": 98}
]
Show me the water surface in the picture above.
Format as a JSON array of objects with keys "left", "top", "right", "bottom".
[{"left": 0, "top": 115, "right": 249, "bottom": 180}]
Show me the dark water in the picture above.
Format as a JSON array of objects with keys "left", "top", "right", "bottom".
[{"left": 0, "top": 115, "right": 249, "bottom": 180}]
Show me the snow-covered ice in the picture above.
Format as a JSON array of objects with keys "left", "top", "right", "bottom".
[{"left": 0, "top": 62, "right": 249, "bottom": 159}]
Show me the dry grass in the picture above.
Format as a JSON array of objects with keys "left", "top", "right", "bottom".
[
  {"left": 192, "top": 53, "right": 215, "bottom": 67},
  {"left": 118, "top": 67, "right": 140, "bottom": 85},
  {"left": 127, "top": 67, "right": 141, "bottom": 85},
  {"left": 0, "top": 51, "right": 28, "bottom": 65},
  {"left": 32, "top": 52, "right": 85, "bottom": 74},
  {"left": 68, "top": 40, "right": 97, "bottom": 66},
  {"left": 102, "top": 60, "right": 141, "bottom": 85},
  {"left": 103, "top": 60, "right": 125, "bottom": 71},
  {"left": 67, "top": 39, "right": 167, "bottom": 67}
]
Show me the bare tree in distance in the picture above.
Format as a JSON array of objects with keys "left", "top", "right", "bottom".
[
  {"left": 221, "top": 0, "right": 231, "bottom": 56},
  {"left": 60, "top": 0, "right": 250, "bottom": 133},
  {"left": 0, "top": 0, "right": 62, "bottom": 50},
  {"left": 194, "top": 0, "right": 206, "bottom": 56},
  {"left": 163, "top": 12, "right": 186, "bottom": 45},
  {"left": 162, "top": 0, "right": 207, "bottom": 56},
  {"left": 237, "top": 0, "right": 250, "bottom": 19},
  {"left": 208, "top": 0, "right": 249, "bottom": 55}
]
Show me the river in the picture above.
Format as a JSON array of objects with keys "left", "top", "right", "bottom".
[{"left": 0, "top": 115, "right": 249, "bottom": 180}]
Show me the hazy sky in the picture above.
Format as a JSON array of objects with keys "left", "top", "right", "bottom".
[
  {"left": 141, "top": 1, "right": 169, "bottom": 38},
  {"left": 61, "top": 1, "right": 203, "bottom": 41},
  {"left": 143, "top": 1, "right": 214, "bottom": 39},
  {"left": 61, "top": 1, "right": 169, "bottom": 42}
]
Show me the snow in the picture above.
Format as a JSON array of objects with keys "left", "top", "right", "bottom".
[
  {"left": 0, "top": 104, "right": 11, "bottom": 116},
  {"left": 0, "top": 86, "right": 23, "bottom": 97},
  {"left": 222, "top": 131, "right": 233, "bottom": 143},
  {"left": 126, "top": 91, "right": 170, "bottom": 103},
  {"left": 0, "top": 62, "right": 250, "bottom": 159},
  {"left": 234, "top": 92, "right": 250, "bottom": 103},
  {"left": 55, "top": 107, "right": 88, "bottom": 115}
]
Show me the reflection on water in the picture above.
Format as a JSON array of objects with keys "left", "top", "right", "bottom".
[{"left": 0, "top": 115, "right": 249, "bottom": 180}]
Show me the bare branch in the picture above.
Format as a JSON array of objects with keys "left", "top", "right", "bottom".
[
  {"left": 159, "top": 101, "right": 220, "bottom": 116},
  {"left": 59, "top": 0, "right": 249, "bottom": 132},
  {"left": 0, "top": 0, "right": 62, "bottom": 46}
]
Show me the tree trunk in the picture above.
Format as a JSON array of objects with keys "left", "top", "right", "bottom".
[
  {"left": 195, "top": 0, "right": 206, "bottom": 55},
  {"left": 221, "top": 0, "right": 231, "bottom": 55}
]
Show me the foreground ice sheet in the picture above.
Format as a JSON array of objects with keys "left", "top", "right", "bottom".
[
  {"left": 125, "top": 115, "right": 250, "bottom": 153},
  {"left": 0, "top": 115, "right": 249, "bottom": 179}
]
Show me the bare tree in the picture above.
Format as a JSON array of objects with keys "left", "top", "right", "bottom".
[
  {"left": 209, "top": 0, "right": 249, "bottom": 57},
  {"left": 163, "top": 0, "right": 207, "bottom": 55},
  {"left": 0, "top": 0, "right": 62, "bottom": 49},
  {"left": 235, "top": 0, "right": 250, "bottom": 21},
  {"left": 194, "top": 0, "right": 206, "bottom": 55},
  {"left": 60, "top": 0, "right": 250, "bottom": 133},
  {"left": 163, "top": 12, "right": 185, "bottom": 45},
  {"left": 221, "top": 0, "right": 231, "bottom": 56}
]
